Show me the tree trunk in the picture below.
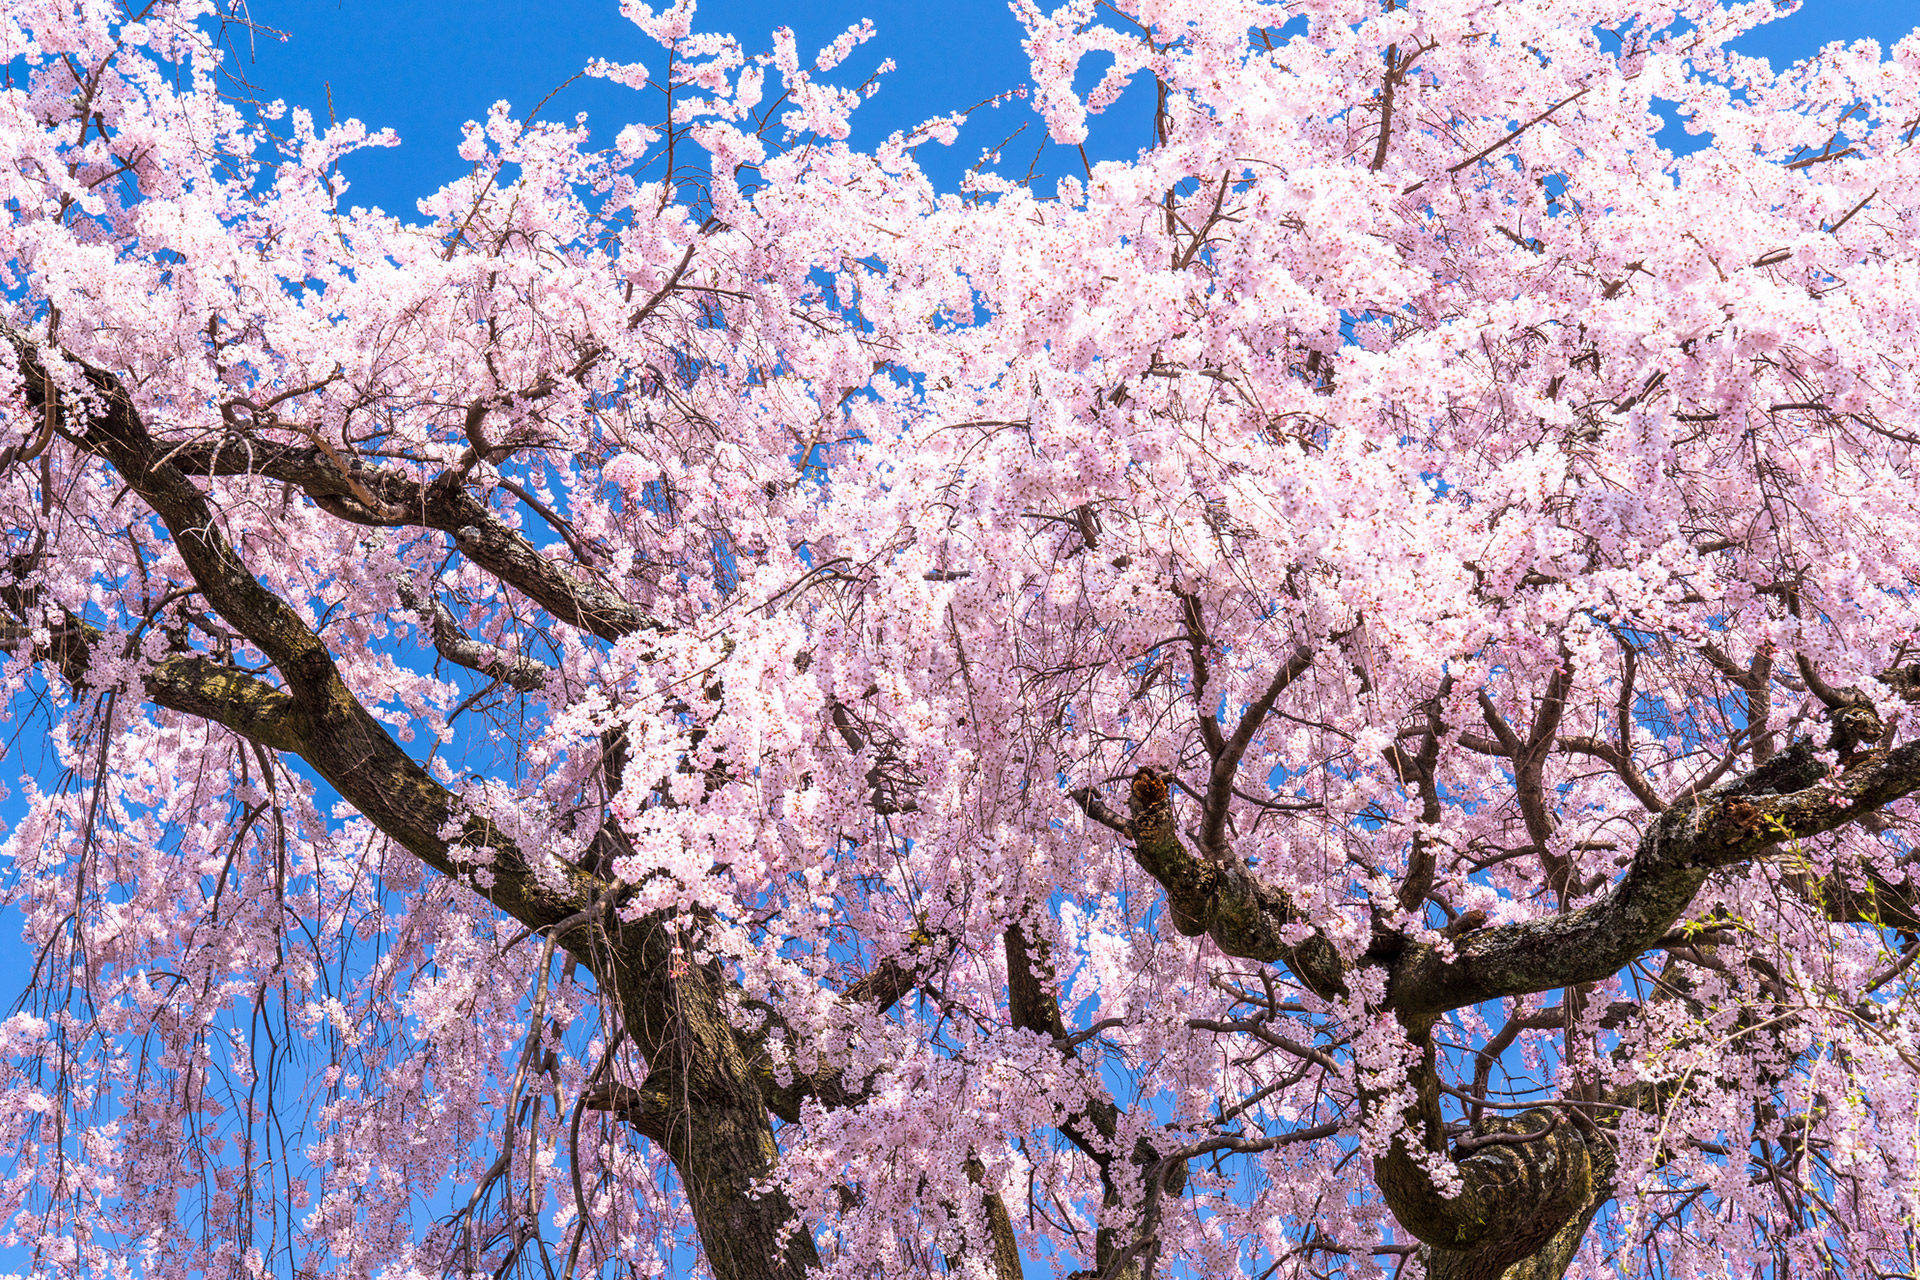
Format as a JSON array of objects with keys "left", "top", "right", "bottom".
[
  {"left": 1419, "top": 1173, "right": 1610, "bottom": 1280},
  {"left": 592, "top": 916, "right": 821, "bottom": 1280}
]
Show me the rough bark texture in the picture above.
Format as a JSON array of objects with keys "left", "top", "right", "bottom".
[
  {"left": 1385, "top": 1112, "right": 1602, "bottom": 1279},
  {"left": 603, "top": 916, "right": 821, "bottom": 1280},
  {"left": 1126, "top": 769, "right": 1346, "bottom": 999},
  {"left": 12, "top": 342, "right": 1036, "bottom": 1280},
  {"left": 1420, "top": 1179, "right": 1613, "bottom": 1280}
]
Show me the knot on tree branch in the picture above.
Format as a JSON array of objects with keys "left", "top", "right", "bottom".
[
  {"left": 1380, "top": 1105, "right": 1604, "bottom": 1277},
  {"left": 1072, "top": 768, "right": 1348, "bottom": 999}
]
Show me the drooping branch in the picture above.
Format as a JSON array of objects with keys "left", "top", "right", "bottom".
[{"left": 24, "top": 344, "right": 599, "bottom": 936}]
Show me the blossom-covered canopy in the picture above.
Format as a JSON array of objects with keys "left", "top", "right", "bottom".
[{"left": 4, "top": 1, "right": 1920, "bottom": 1278}]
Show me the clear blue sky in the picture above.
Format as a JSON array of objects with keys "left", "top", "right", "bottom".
[
  {"left": 232, "top": 0, "right": 1920, "bottom": 218},
  {"left": 235, "top": 0, "right": 1143, "bottom": 211}
]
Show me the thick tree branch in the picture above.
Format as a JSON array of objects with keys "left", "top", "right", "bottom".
[
  {"left": 1122, "top": 769, "right": 1345, "bottom": 1000},
  {"left": 159, "top": 437, "right": 663, "bottom": 642},
  {"left": 1388, "top": 690, "right": 1447, "bottom": 914},
  {"left": 3, "top": 609, "right": 313, "bottom": 755},
  {"left": 1369, "top": 43, "right": 1402, "bottom": 172},
  {"left": 1372, "top": 1006, "right": 1617, "bottom": 1279},
  {"left": 1004, "top": 920, "right": 1176, "bottom": 1279},
  {"left": 1176, "top": 590, "right": 1228, "bottom": 759},
  {"left": 1412, "top": 1126, "right": 1614, "bottom": 1280},
  {"left": 962, "top": 1156, "right": 1024, "bottom": 1280},
  {"left": 19, "top": 342, "right": 818, "bottom": 1280},
  {"left": 395, "top": 579, "right": 554, "bottom": 691},
  {"left": 141, "top": 654, "right": 313, "bottom": 754},
  {"left": 30, "top": 349, "right": 599, "bottom": 936},
  {"left": 1517, "top": 654, "right": 1577, "bottom": 900},
  {"left": 756, "top": 945, "right": 944, "bottom": 1123},
  {"left": 1386, "top": 738, "right": 1920, "bottom": 1018}
]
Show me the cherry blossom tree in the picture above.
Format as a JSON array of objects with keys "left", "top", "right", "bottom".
[{"left": 4, "top": 0, "right": 1920, "bottom": 1277}]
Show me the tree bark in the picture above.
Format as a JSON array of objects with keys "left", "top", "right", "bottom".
[
  {"left": 1419, "top": 1176, "right": 1611, "bottom": 1280},
  {"left": 601, "top": 916, "right": 821, "bottom": 1279}
]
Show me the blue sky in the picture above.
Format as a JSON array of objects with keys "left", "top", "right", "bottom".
[
  {"left": 231, "top": 0, "right": 1920, "bottom": 220},
  {"left": 235, "top": 0, "right": 1134, "bottom": 211}
]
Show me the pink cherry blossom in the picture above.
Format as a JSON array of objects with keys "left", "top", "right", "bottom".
[{"left": 2, "top": 1, "right": 1920, "bottom": 1278}]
